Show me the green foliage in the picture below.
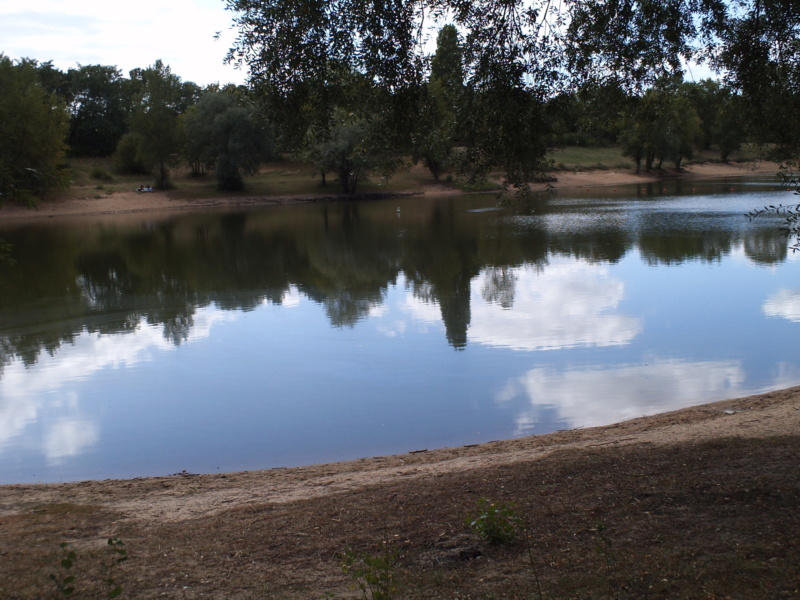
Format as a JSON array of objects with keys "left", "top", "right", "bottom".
[
  {"left": 49, "top": 543, "right": 77, "bottom": 597},
  {"left": 125, "top": 60, "right": 184, "bottom": 189},
  {"left": 227, "top": 0, "right": 563, "bottom": 189},
  {"left": 48, "top": 538, "right": 128, "bottom": 599},
  {"left": 304, "top": 109, "right": 385, "bottom": 194},
  {"left": 341, "top": 547, "right": 398, "bottom": 600},
  {"left": 746, "top": 171, "right": 800, "bottom": 251},
  {"left": 412, "top": 25, "right": 464, "bottom": 181},
  {"left": 90, "top": 167, "right": 113, "bottom": 181},
  {"left": 66, "top": 65, "right": 128, "bottom": 157},
  {"left": 430, "top": 24, "right": 464, "bottom": 107},
  {"left": 182, "top": 91, "right": 275, "bottom": 191},
  {"left": 111, "top": 132, "right": 149, "bottom": 175},
  {"left": 0, "top": 54, "right": 70, "bottom": 205},
  {"left": 619, "top": 82, "right": 702, "bottom": 172},
  {"left": 468, "top": 498, "right": 523, "bottom": 545}
]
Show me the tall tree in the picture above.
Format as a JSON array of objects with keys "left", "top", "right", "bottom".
[
  {"left": 126, "top": 60, "right": 184, "bottom": 189},
  {"left": 226, "top": 0, "right": 563, "bottom": 188},
  {"left": 413, "top": 25, "right": 464, "bottom": 180},
  {"left": 66, "top": 64, "right": 128, "bottom": 157},
  {"left": 430, "top": 24, "right": 464, "bottom": 105},
  {"left": 0, "top": 55, "right": 69, "bottom": 205}
]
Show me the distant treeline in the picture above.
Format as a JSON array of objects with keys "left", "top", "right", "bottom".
[{"left": 1, "top": 3, "right": 798, "bottom": 201}]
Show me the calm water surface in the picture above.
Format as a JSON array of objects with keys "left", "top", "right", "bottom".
[{"left": 2, "top": 177, "right": 798, "bottom": 483}]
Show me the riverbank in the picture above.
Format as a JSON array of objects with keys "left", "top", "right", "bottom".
[
  {"left": 0, "top": 159, "right": 782, "bottom": 222},
  {"left": 1, "top": 386, "right": 798, "bottom": 598}
]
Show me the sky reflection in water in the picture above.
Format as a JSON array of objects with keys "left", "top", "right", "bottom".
[{"left": 2, "top": 180, "right": 800, "bottom": 482}]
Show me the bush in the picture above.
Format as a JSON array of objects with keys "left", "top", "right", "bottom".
[
  {"left": 90, "top": 167, "right": 113, "bottom": 181},
  {"left": 468, "top": 498, "right": 523, "bottom": 544},
  {"left": 112, "top": 133, "right": 148, "bottom": 175}
]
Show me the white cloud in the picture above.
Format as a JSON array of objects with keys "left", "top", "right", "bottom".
[{"left": 0, "top": 1, "right": 247, "bottom": 85}]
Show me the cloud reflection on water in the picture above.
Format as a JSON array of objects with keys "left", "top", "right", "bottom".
[
  {"left": 763, "top": 289, "right": 800, "bottom": 322},
  {"left": 470, "top": 260, "right": 642, "bottom": 351},
  {"left": 498, "top": 359, "right": 746, "bottom": 436},
  {"left": 0, "top": 306, "right": 235, "bottom": 464}
]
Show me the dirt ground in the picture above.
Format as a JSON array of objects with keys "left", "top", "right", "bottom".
[{"left": 1, "top": 388, "right": 798, "bottom": 599}]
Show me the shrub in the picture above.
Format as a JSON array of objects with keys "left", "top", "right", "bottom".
[{"left": 468, "top": 498, "right": 522, "bottom": 544}]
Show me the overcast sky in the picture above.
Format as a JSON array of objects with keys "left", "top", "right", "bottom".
[{"left": 0, "top": 0, "right": 248, "bottom": 86}]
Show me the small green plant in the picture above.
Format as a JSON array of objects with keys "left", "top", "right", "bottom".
[
  {"left": 49, "top": 542, "right": 78, "bottom": 597},
  {"left": 468, "top": 498, "right": 522, "bottom": 544},
  {"left": 48, "top": 538, "right": 128, "bottom": 599},
  {"left": 341, "top": 546, "right": 398, "bottom": 600},
  {"left": 103, "top": 537, "right": 128, "bottom": 599}
]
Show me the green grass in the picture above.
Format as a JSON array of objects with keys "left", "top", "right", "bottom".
[
  {"left": 61, "top": 156, "right": 491, "bottom": 201},
  {"left": 549, "top": 146, "right": 634, "bottom": 171},
  {"left": 549, "top": 144, "right": 768, "bottom": 172},
  {"left": 60, "top": 143, "right": 771, "bottom": 203}
]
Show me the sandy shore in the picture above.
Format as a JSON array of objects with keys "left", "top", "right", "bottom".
[
  {"left": 1, "top": 386, "right": 797, "bottom": 520},
  {"left": 0, "top": 160, "right": 781, "bottom": 222}
]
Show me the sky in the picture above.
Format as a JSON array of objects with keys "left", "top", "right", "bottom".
[
  {"left": 0, "top": 0, "right": 248, "bottom": 86},
  {"left": 0, "top": 1, "right": 719, "bottom": 88}
]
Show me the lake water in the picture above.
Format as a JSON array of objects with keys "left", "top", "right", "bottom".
[{"left": 2, "top": 177, "right": 799, "bottom": 483}]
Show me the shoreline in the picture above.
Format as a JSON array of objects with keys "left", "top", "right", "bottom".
[
  {"left": 0, "top": 157, "right": 791, "bottom": 499},
  {"left": 0, "top": 160, "right": 782, "bottom": 223},
  {"left": 1, "top": 385, "right": 797, "bottom": 517},
  {"left": 3, "top": 386, "right": 796, "bottom": 598}
]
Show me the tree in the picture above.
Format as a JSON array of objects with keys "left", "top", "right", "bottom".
[
  {"left": 227, "top": 0, "right": 800, "bottom": 186},
  {"left": 182, "top": 91, "right": 275, "bottom": 190},
  {"left": 125, "top": 60, "right": 184, "bottom": 189},
  {"left": 0, "top": 55, "right": 69, "bottom": 205},
  {"left": 412, "top": 25, "right": 465, "bottom": 180},
  {"left": 226, "top": 0, "right": 563, "bottom": 189},
  {"left": 306, "top": 109, "right": 376, "bottom": 195},
  {"left": 413, "top": 79, "right": 457, "bottom": 180},
  {"left": 430, "top": 24, "right": 464, "bottom": 106},
  {"left": 66, "top": 64, "right": 128, "bottom": 157},
  {"left": 619, "top": 84, "right": 701, "bottom": 172},
  {"left": 717, "top": 0, "right": 800, "bottom": 160},
  {"left": 713, "top": 94, "right": 746, "bottom": 162}
]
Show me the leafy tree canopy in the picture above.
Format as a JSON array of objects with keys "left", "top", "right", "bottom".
[
  {"left": 182, "top": 91, "right": 275, "bottom": 190},
  {"left": 0, "top": 55, "right": 70, "bottom": 205},
  {"left": 226, "top": 0, "right": 800, "bottom": 184},
  {"left": 126, "top": 60, "right": 185, "bottom": 189}
]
